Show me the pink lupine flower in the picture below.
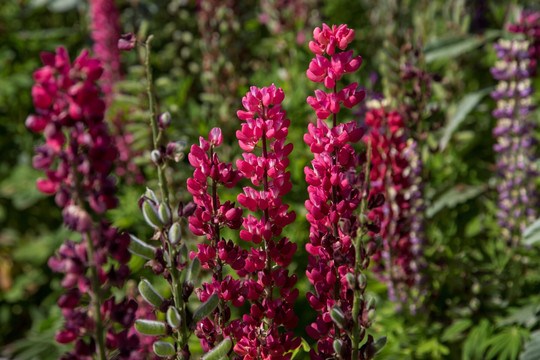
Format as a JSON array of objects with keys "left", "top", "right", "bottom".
[
  {"left": 28, "top": 47, "right": 147, "bottom": 359},
  {"left": 187, "top": 128, "right": 248, "bottom": 350},
  {"left": 363, "top": 106, "right": 426, "bottom": 314},
  {"left": 232, "top": 84, "right": 300, "bottom": 359},
  {"left": 304, "top": 24, "right": 383, "bottom": 359}
]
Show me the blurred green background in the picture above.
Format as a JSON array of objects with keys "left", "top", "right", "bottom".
[{"left": 2, "top": 0, "right": 540, "bottom": 359}]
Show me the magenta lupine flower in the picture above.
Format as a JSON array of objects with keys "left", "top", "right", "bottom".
[
  {"left": 27, "top": 47, "right": 147, "bottom": 359},
  {"left": 88, "top": 0, "right": 121, "bottom": 103},
  {"left": 304, "top": 24, "right": 383, "bottom": 359},
  {"left": 233, "top": 85, "right": 301, "bottom": 359},
  {"left": 363, "top": 106, "right": 426, "bottom": 314},
  {"left": 491, "top": 39, "right": 538, "bottom": 245},
  {"left": 187, "top": 128, "right": 247, "bottom": 351}
]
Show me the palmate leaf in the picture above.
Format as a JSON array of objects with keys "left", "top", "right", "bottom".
[
  {"left": 521, "top": 330, "right": 540, "bottom": 360},
  {"left": 485, "top": 327, "right": 528, "bottom": 360},
  {"left": 423, "top": 30, "right": 501, "bottom": 63},
  {"left": 426, "top": 184, "right": 486, "bottom": 218},
  {"left": 463, "top": 320, "right": 492, "bottom": 360},
  {"left": 439, "top": 87, "right": 493, "bottom": 151},
  {"left": 441, "top": 319, "right": 473, "bottom": 342},
  {"left": 522, "top": 218, "right": 540, "bottom": 246}
]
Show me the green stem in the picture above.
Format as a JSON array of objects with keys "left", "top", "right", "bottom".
[
  {"left": 85, "top": 232, "right": 107, "bottom": 360},
  {"left": 352, "top": 141, "right": 372, "bottom": 360},
  {"left": 144, "top": 35, "right": 187, "bottom": 357},
  {"left": 145, "top": 35, "right": 169, "bottom": 205}
]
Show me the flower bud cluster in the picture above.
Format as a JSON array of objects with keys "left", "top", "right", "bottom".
[
  {"left": 187, "top": 128, "right": 248, "bottom": 351},
  {"left": 363, "top": 106, "right": 426, "bottom": 314},
  {"left": 27, "top": 47, "right": 146, "bottom": 359},
  {"left": 304, "top": 24, "right": 384, "bottom": 359},
  {"left": 491, "top": 39, "right": 538, "bottom": 245},
  {"left": 507, "top": 10, "right": 540, "bottom": 74},
  {"left": 232, "top": 85, "right": 301, "bottom": 359}
]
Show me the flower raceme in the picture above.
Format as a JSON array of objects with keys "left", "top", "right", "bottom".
[
  {"left": 27, "top": 47, "right": 146, "bottom": 359},
  {"left": 187, "top": 128, "right": 248, "bottom": 352},
  {"left": 304, "top": 24, "right": 384, "bottom": 360},
  {"left": 363, "top": 106, "right": 426, "bottom": 314},
  {"left": 232, "top": 85, "right": 301, "bottom": 359},
  {"left": 491, "top": 39, "right": 538, "bottom": 245}
]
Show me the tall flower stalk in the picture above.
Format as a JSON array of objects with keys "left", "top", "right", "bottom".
[
  {"left": 363, "top": 105, "right": 426, "bottom": 314},
  {"left": 187, "top": 127, "right": 246, "bottom": 350},
  {"left": 491, "top": 39, "right": 538, "bottom": 245},
  {"left": 233, "top": 85, "right": 301, "bottom": 359},
  {"left": 303, "top": 24, "right": 384, "bottom": 359},
  {"left": 27, "top": 47, "right": 145, "bottom": 360}
]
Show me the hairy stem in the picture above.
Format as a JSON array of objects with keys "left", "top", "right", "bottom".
[
  {"left": 145, "top": 35, "right": 187, "bottom": 357},
  {"left": 145, "top": 35, "right": 169, "bottom": 205},
  {"left": 85, "top": 232, "right": 107, "bottom": 360},
  {"left": 352, "top": 141, "right": 372, "bottom": 360}
]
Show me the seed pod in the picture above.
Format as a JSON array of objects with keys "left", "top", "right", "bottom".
[
  {"left": 142, "top": 199, "right": 161, "bottom": 229},
  {"left": 368, "top": 309, "right": 376, "bottom": 322},
  {"left": 187, "top": 257, "right": 201, "bottom": 283},
  {"left": 135, "top": 319, "right": 167, "bottom": 336},
  {"left": 128, "top": 235, "right": 156, "bottom": 260},
  {"left": 333, "top": 339, "right": 343, "bottom": 354},
  {"left": 168, "top": 222, "right": 182, "bottom": 245},
  {"left": 330, "top": 306, "right": 345, "bottom": 329},
  {"left": 178, "top": 244, "right": 189, "bottom": 264},
  {"left": 153, "top": 341, "right": 175, "bottom": 357},
  {"left": 357, "top": 273, "right": 367, "bottom": 288},
  {"left": 201, "top": 338, "right": 232, "bottom": 360},
  {"left": 145, "top": 188, "right": 159, "bottom": 203},
  {"left": 158, "top": 202, "right": 172, "bottom": 226},
  {"left": 139, "top": 279, "right": 164, "bottom": 308},
  {"left": 372, "top": 336, "right": 387, "bottom": 354},
  {"left": 366, "top": 296, "right": 376, "bottom": 310},
  {"left": 151, "top": 149, "right": 162, "bottom": 164},
  {"left": 345, "top": 272, "right": 356, "bottom": 289},
  {"left": 166, "top": 306, "right": 182, "bottom": 329},
  {"left": 192, "top": 293, "right": 219, "bottom": 324}
]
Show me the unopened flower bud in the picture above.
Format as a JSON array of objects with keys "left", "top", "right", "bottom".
[
  {"left": 357, "top": 273, "right": 367, "bottom": 288},
  {"left": 151, "top": 149, "right": 161, "bottom": 164},
  {"left": 168, "top": 222, "right": 181, "bottom": 244},
  {"left": 159, "top": 112, "right": 171, "bottom": 129},
  {"left": 345, "top": 272, "right": 356, "bottom": 289},
  {"left": 158, "top": 202, "right": 172, "bottom": 225},
  {"left": 118, "top": 33, "right": 136, "bottom": 51}
]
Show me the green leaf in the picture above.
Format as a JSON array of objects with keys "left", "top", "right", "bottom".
[
  {"left": 485, "top": 327, "right": 528, "bottom": 360},
  {"left": 521, "top": 330, "right": 540, "bottom": 360},
  {"left": 423, "top": 30, "right": 501, "bottom": 63},
  {"left": 134, "top": 319, "right": 167, "bottom": 336},
  {"left": 463, "top": 320, "right": 492, "bottom": 360},
  {"left": 440, "top": 87, "right": 492, "bottom": 151},
  {"left": 522, "top": 218, "right": 540, "bottom": 246},
  {"left": 48, "top": 0, "right": 80, "bottom": 12},
  {"left": 201, "top": 338, "right": 232, "bottom": 360},
  {"left": 129, "top": 235, "right": 156, "bottom": 260},
  {"left": 441, "top": 319, "right": 473, "bottom": 342},
  {"left": 290, "top": 337, "right": 310, "bottom": 360},
  {"left": 0, "top": 165, "right": 46, "bottom": 210},
  {"left": 192, "top": 293, "right": 219, "bottom": 325},
  {"left": 498, "top": 304, "right": 539, "bottom": 328},
  {"left": 426, "top": 184, "right": 486, "bottom": 218},
  {"left": 138, "top": 279, "right": 164, "bottom": 309},
  {"left": 153, "top": 341, "right": 176, "bottom": 357}
]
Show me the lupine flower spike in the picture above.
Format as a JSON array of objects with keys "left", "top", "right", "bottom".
[
  {"left": 304, "top": 24, "right": 385, "bottom": 359},
  {"left": 491, "top": 39, "right": 538, "bottom": 245},
  {"left": 233, "top": 85, "right": 301, "bottom": 359},
  {"left": 363, "top": 104, "right": 426, "bottom": 314},
  {"left": 27, "top": 47, "right": 147, "bottom": 359}
]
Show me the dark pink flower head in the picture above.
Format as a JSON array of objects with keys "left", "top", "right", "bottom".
[{"left": 309, "top": 23, "right": 356, "bottom": 55}]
